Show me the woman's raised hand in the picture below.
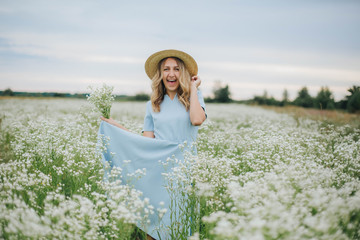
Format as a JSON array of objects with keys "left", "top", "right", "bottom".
[
  {"left": 189, "top": 76, "right": 206, "bottom": 126},
  {"left": 191, "top": 76, "right": 201, "bottom": 89}
]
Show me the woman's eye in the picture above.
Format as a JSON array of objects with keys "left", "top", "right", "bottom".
[{"left": 175, "top": 68, "right": 179, "bottom": 71}]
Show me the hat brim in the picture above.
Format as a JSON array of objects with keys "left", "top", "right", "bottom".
[{"left": 145, "top": 49, "right": 198, "bottom": 79}]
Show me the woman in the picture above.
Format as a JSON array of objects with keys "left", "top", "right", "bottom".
[{"left": 99, "top": 49, "right": 206, "bottom": 239}]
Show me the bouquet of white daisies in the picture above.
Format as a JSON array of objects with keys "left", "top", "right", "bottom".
[{"left": 87, "top": 84, "right": 115, "bottom": 119}]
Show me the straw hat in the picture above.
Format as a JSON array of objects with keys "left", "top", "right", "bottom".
[{"left": 145, "top": 49, "right": 198, "bottom": 79}]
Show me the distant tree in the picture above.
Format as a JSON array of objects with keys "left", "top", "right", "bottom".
[
  {"left": 346, "top": 85, "right": 360, "bottom": 113},
  {"left": 134, "top": 93, "right": 150, "bottom": 101},
  {"left": 252, "top": 95, "right": 265, "bottom": 105},
  {"left": 262, "top": 90, "right": 268, "bottom": 100},
  {"left": 73, "top": 93, "right": 87, "bottom": 99},
  {"left": 336, "top": 99, "right": 347, "bottom": 110},
  {"left": 281, "top": 89, "right": 289, "bottom": 106},
  {"left": 204, "top": 96, "right": 214, "bottom": 103},
  {"left": 3, "top": 88, "right": 14, "bottom": 96},
  {"left": 293, "top": 87, "right": 313, "bottom": 108},
  {"left": 251, "top": 90, "right": 281, "bottom": 106},
  {"left": 266, "top": 96, "right": 280, "bottom": 106},
  {"left": 314, "top": 86, "right": 335, "bottom": 110},
  {"left": 213, "top": 81, "right": 231, "bottom": 103},
  {"left": 54, "top": 92, "right": 66, "bottom": 97}
]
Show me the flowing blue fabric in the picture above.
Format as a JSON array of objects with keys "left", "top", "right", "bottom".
[{"left": 98, "top": 90, "right": 206, "bottom": 239}]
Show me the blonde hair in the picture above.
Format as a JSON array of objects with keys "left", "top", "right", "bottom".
[{"left": 150, "top": 57, "right": 191, "bottom": 112}]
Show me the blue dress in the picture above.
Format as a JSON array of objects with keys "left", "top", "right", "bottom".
[{"left": 98, "top": 90, "right": 206, "bottom": 239}]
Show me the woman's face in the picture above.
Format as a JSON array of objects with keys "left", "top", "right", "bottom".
[{"left": 162, "top": 58, "right": 180, "bottom": 95}]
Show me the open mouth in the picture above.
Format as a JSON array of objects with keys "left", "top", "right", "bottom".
[{"left": 167, "top": 79, "right": 177, "bottom": 83}]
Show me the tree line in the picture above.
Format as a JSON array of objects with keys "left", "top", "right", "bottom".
[
  {"left": 249, "top": 86, "right": 360, "bottom": 113},
  {"left": 204, "top": 83, "right": 360, "bottom": 113},
  {"left": 1, "top": 85, "right": 360, "bottom": 113},
  {"left": 0, "top": 89, "right": 150, "bottom": 102}
]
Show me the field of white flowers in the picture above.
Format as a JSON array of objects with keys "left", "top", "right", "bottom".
[{"left": 0, "top": 98, "right": 359, "bottom": 239}]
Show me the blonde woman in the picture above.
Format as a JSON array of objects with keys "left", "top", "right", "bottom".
[{"left": 100, "top": 49, "right": 206, "bottom": 239}]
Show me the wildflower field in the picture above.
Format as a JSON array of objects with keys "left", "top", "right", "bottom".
[{"left": 0, "top": 98, "right": 359, "bottom": 239}]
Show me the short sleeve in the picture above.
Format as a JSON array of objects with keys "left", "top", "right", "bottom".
[
  {"left": 143, "top": 101, "right": 154, "bottom": 132},
  {"left": 197, "top": 90, "right": 207, "bottom": 118}
]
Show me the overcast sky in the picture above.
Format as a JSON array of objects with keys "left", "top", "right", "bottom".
[{"left": 1, "top": 0, "right": 359, "bottom": 100}]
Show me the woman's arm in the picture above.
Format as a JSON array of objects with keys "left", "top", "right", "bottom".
[
  {"left": 190, "top": 76, "right": 206, "bottom": 126},
  {"left": 100, "top": 117, "right": 130, "bottom": 131},
  {"left": 101, "top": 116, "right": 155, "bottom": 138},
  {"left": 142, "top": 131, "right": 155, "bottom": 138}
]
